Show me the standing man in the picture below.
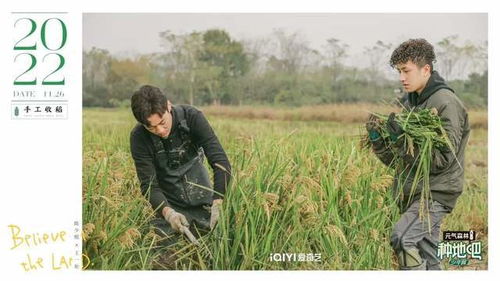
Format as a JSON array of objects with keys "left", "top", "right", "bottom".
[
  {"left": 366, "top": 39, "right": 470, "bottom": 270},
  {"left": 130, "top": 85, "right": 231, "bottom": 246}
]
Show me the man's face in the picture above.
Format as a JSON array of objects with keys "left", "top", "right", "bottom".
[
  {"left": 145, "top": 103, "right": 172, "bottom": 138},
  {"left": 396, "top": 60, "right": 431, "bottom": 94}
]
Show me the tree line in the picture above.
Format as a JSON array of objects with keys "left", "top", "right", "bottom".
[{"left": 83, "top": 29, "right": 487, "bottom": 108}]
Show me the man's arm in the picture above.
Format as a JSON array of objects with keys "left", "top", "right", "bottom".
[
  {"left": 388, "top": 102, "right": 465, "bottom": 173},
  {"left": 429, "top": 102, "right": 465, "bottom": 174},
  {"left": 130, "top": 127, "right": 170, "bottom": 215},
  {"left": 190, "top": 110, "right": 231, "bottom": 200},
  {"left": 366, "top": 115, "right": 397, "bottom": 167},
  {"left": 371, "top": 137, "right": 397, "bottom": 167}
]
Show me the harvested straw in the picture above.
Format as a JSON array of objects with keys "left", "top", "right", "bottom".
[{"left": 367, "top": 108, "right": 455, "bottom": 231}]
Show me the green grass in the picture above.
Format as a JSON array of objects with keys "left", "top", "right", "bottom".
[{"left": 82, "top": 107, "right": 488, "bottom": 270}]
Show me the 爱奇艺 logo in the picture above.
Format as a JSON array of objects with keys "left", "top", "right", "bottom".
[{"left": 269, "top": 252, "right": 322, "bottom": 262}]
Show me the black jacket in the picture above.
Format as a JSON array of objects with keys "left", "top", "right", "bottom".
[{"left": 130, "top": 105, "right": 231, "bottom": 213}]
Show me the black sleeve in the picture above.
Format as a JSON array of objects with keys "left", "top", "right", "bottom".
[
  {"left": 371, "top": 137, "right": 396, "bottom": 167},
  {"left": 189, "top": 110, "right": 231, "bottom": 200},
  {"left": 130, "top": 127, "right": 170, "bottom": 215}
]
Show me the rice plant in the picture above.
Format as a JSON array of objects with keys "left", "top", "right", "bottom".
[
  {"left": 365, "top": 108, "right": 456, "bottom": 231},
  {"left": 83, "top": 107, "right": 487, "bottom": 270}
]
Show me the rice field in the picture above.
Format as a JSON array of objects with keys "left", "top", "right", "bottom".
[{"left": 82, "top": 106, "right": 488, "bottom": 270}]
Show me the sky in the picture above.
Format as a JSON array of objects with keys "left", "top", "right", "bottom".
[{"left": 83, "top": 13, "right": 487, "bottom": 69}]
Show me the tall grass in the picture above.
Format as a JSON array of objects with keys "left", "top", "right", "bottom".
[{"left": 83, "top": 107, "right": 487, "bottom": 270}]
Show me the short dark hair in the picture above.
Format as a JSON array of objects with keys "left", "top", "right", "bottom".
[
  {"left": 390, "top": 38, "right": 436, "bottom": 71},
  {"left": 131, "top": 85, "right": 168, "bottom": 126}
]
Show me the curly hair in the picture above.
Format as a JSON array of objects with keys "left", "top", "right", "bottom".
[
  {"left": 131, "top": 85, "right": 168, "bottom": 126},
  {"left": 390, "top": 39, "right": 436, "bottom": 70}
]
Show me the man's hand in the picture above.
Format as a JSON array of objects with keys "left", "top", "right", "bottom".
[
  {"left": 386, "top": 112, "right": 404, "bottom": 142},
  {"left": 210, "top": 199, "right": 223, "bottom": 230},
  {"left": 366, "top": 114, "right": 382, "bottom": 141},
  {"left": 162, "top": 207, "right": 189, "bottom": 233}
]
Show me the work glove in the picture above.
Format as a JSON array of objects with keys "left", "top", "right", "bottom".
[
  {"left": 386, "top": 112, "right": 404, "bottom": 142},
  {"left": 163, "top": 207, "right": 189, "bottom": 233},
  {"left": 365, "top": 114, "right": 382, "bottom": 141},
  {"left": 210, "top": 199, "right": 223, "bottom": 230}
]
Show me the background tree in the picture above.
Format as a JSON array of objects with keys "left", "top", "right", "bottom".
[
  {"left": 83, "top": 47, "right": 111, "bottom": 107},
  {"left": 83, "top": 31, "right": 488, "bottom": 108}
]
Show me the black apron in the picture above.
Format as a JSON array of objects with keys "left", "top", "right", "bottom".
[{"left": 150, "top": 105, "right": 213, "bottom": 208}]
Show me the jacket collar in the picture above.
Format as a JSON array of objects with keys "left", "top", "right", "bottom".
[{"left": 408, "top": 71, "right": 454, "bottom": 107}]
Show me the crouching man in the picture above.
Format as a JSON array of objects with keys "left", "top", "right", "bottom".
[{"left": 130, "top": 85, "right": 231, "bottom": 248}]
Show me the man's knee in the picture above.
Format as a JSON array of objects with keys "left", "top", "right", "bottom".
[
  {"left": 150, "top": 218, "right": 178, "bottom": 247},
  {"left": 390, "top": 228, "right": 402, "bottom": 251},
  {"left": 390, "top": 227, "right": 415, "bottom": 251}
]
